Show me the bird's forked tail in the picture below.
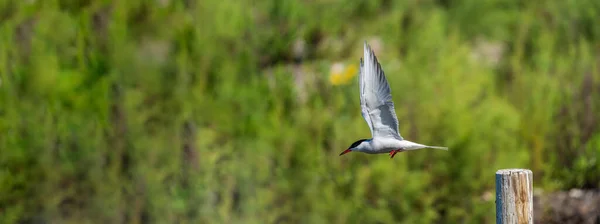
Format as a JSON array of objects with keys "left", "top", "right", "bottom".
[{"left": 426, "top": 145, "right": 449, "bottom": 151}]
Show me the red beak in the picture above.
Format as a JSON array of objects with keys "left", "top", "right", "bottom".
[{"left": 339, "top": 149, "right": 352, "bottom": 156}]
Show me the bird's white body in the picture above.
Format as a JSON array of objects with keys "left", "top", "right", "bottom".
[
  {"left": 352, "top": 139, "right": 436, "bottom": 154},
  {"left": 340, "top": 42, "right": 448, "bottom": 158}
]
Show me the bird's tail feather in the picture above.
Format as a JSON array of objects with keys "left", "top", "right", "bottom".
[{"left": 426, "top": 145, "right": 449, "bottom": 151}]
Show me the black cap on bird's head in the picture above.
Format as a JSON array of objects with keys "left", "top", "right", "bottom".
[{"left": 339, "top": 139, "right": 369, "bottom": 156}]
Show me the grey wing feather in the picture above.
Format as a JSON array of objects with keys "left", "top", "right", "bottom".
[
  {"left": 359, "top": 42, "right": 403, "bottom": 140},
  {"left": 358, "top": 58, "right": 375, "bottom": 136}
]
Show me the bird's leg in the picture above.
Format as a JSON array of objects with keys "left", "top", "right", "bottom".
[{"left": 389, "top": 149, "right": 402, "bottom": 158}]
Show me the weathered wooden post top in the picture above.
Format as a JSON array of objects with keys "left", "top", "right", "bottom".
[{"left": 495, "top": 169, "right": 533, "bottom": 224}]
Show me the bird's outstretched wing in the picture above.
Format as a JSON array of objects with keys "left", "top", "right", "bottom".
[{"left": 359, "top": 42, "right": 403, "bottom": 140}]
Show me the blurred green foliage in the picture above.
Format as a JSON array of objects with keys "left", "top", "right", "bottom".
[{"left": 1, "top": 0, "right": 599, "bottom": 223}]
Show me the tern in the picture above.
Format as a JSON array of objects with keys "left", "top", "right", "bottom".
[{"left": 339, "top": 42, "right": 448, "bottom": 158}]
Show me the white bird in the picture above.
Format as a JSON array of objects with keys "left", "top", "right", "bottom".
[{"left": 339, "top": 42, "right": 448, "bottom": 158}]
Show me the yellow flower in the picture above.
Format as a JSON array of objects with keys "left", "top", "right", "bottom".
[{"left": 329, "top": 63, "right": 358, "bottom": 86}]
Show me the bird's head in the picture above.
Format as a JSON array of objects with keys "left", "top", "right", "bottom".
[{"left": 339, "top": 139, "right": 370, "bottom": 156}]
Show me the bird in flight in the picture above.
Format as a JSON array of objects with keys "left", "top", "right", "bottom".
[{"left": 339, "top": 42, "right": 448, "bottom": 159}]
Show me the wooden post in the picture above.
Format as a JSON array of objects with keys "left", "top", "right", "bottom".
[{"left": 495, "top": 169, "right": 533, "bottom": 224}]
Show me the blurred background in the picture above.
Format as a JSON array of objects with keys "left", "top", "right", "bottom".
[{"left": 1, "top": 0, "right": 599, "bottom": 223}]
